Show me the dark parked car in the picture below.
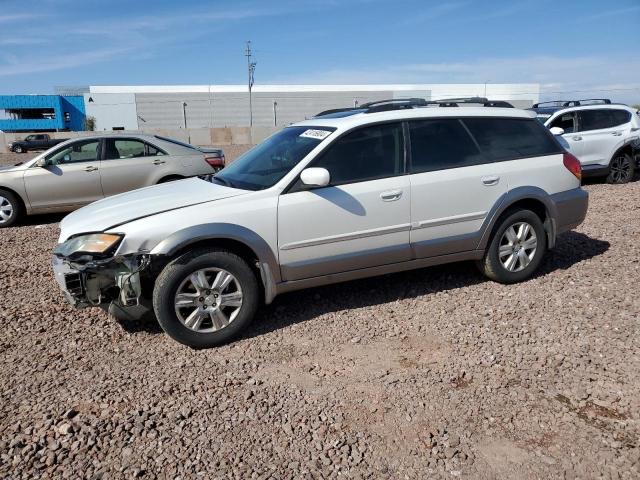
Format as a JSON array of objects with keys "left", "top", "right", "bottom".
[{"left": 9, "top": 134, "right": 66, "bottom": 153}]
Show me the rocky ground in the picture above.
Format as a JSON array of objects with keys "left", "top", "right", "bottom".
[{"left": 0, "top": 150, "right": 638, "bottom": 479}]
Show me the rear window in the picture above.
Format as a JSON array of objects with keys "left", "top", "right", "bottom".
[
  {"left": 154, "top": 136, "right": 199, "bottom": 151},
  {"left": 462, "top": 118, "right": 561, "bottom": 161},
  {"left": 577, "top": 109, "right": 630, "bottom": 131},
  {"left": 610, "top": 109, "right": 631, "bottom": 127}
]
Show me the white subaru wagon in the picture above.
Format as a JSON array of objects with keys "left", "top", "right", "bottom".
[{"left": 52, "top": 98, "right": 589, "bottom": 348}]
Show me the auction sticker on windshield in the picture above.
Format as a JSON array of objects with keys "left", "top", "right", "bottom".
[{"left": 300, "top": 129, "right": 332, "bottom": 140}]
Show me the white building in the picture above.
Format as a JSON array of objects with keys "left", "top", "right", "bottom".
[{"left": 83, "top": 84, "right": 540, "bottom": 131}]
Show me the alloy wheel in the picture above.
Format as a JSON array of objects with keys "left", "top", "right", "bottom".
[
  {"left": 609, "top": 155, "right": 632, "bottom": 183},
  {"left": 498, "top": 221, "right": 538, "bottom": 272},
  {"left": 0, "top": 196, "right": 13, "bottom": 224},
  {"left": 174, "top": 268, "right": 243, "bottom": 333}
]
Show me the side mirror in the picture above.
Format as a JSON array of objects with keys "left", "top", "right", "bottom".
[
  {"left": 36, "top": 158, "right": 47, "bottom": 167},
  {"left": 300, "top": 167, "right": 330, "bottom": 188},
  {"left": 549, "top": 127, "right": 565, "bottom": 136}
]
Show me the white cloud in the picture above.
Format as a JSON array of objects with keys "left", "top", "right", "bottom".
[{"left": 269, "top": 55, "right": 640, "bottom": 103}]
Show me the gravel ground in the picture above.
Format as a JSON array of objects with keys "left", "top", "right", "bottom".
[{"left": 0, "top": 150, "right": 639, "bottom": 478}]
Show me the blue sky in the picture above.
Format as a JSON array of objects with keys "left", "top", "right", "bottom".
[{"left": 0, "top": 0, "right": 639, "bottom": 102}]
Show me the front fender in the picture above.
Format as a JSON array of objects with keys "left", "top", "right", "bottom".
[{"left": 150, "top": 223, "right": 281, "bottom": 303}]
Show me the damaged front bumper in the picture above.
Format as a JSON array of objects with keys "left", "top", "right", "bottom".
[{"left": 52, "top": 252, "right": 151, "bottom": 311}]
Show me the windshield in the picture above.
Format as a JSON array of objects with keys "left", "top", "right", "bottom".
[{"left": 214, "top": 126, "right": 335, "bottom": 191}]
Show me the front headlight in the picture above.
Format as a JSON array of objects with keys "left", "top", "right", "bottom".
[{"left": 54, "top": 233, "right": 123, "bottom": 258}]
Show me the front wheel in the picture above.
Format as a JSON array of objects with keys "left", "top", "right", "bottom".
[
  {"left": 12, "top": 145, "right": 23, "bottom": 153},
  {"left": 152, "top": 248, "right": 260, "bottom": 348},
  {"left": 478, "top": 209, "right": 547, "bottom": 284},
  {"left": 607, "top": 153, "right": 634, "bottom": 184},
  {"left": 0, "top": 189, "right": 22, "bottom": 228}
]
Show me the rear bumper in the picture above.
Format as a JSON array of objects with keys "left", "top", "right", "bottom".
[
  {"left": 550, "top": 188, "right": 589, "bottom": 234},
  {"left": 581, "top": 164, "right": 609, "bottom": 178}
]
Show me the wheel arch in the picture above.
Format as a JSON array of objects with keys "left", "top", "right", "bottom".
[
  {"left": 150, "top": 223, "right": 280, "bottom": 304},
  {"left": 478, "top": 187, "right": 557, "bottom": 251}
]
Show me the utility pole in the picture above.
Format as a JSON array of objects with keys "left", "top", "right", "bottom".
[
  {"left": 182, "top": 101, "right": 187, "bottom": 128},
  {"left": 245, "top": 41, "right": 256, "bottom": 127}
]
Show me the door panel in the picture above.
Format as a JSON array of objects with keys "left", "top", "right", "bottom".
[
  {"left": 278, "top": 176, "right": 412, "bottom": 281},
  {"left": 100, "top": 138, "right": 164, "bottom": 196},
  {"left": 410, "top": 165, "right": 507, "bottom": 257},
  {"left": 577, "top": 109, "right": 624, "bottom": 166},
  {"left": 23, "top": 139, "right": 103, "bottom": 211}
]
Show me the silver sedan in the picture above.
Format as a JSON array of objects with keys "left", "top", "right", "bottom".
[{"left": 0, "top": 134, "right": 225, "bottom": 227}]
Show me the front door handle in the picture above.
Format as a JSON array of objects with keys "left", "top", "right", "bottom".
[
  {"left": 84, "top": 166, "right": 98, "bottom": 172},
  {"left": 380, "top": 190, "right": 402, "bottom": 201},
  {"left": 612, "top": 132, "right": 622, "bottom": 136},
  {"left": 572, "top": 136, "right": 582, "bottom": 141},
  {"left": 481, "top": 175, "right": 500, "bottom": 186},
  {"left": 153, "top": 160, "right": 166, "bottom": 165}
]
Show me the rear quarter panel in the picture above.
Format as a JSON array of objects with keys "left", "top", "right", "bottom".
[{"left": 501, "top": 153, "right": 578, "bottom": 195}]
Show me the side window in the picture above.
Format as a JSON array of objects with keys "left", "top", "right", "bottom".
[
  {"left": 104, "top": 139, "right": 146, "bottom": 160},
  {"left": 312, "top": 123, "right": 404, "bottom": 185},
  {"left": 409, "top": 119, "right": 483, "bottom": 173},
  {"left": 146, "top": 143, "right": 166, "bottom": 156},
  {"left": 463, "top": 118, "right": 561, "bottom": 161},
  {"left": 578, "top": 109, "right": 614, "bottom": 131},
  {"left": 549, "top": 113, "right": 576, "bottom": 133},
  {"left": 46, "top": 140, "right": 100, "bottom": 165},
  {"left": 610, "top": 110, "right": 631, "bottom": 127}
]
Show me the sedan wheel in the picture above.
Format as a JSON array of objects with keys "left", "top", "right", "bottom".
[
  {"left": 0, "top": 196, "right": 14, "bottom": 225},
  {"left": 174, "top": 268, "right": 243, "bottom": 333},
  {"left": 13, "top": 145, "right": 23, "bottom": 153}
]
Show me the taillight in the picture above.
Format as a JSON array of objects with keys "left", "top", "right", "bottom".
[
  {"left": 205, "top": 155, "right": 225, "bottom": 169},
  {"left": 563, "top": 152, "right": 581, "bottom": 181}
]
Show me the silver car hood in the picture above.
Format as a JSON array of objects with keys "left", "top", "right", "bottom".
[{"left": 60, "top": 177, "right": 248, "bottom": 236}]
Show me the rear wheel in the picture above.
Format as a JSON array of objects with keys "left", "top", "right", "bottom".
[
  {"left": 0, "top": 189, "right": 22, "bottom": 228},
  {"left": 607, "top": 153, "right": 634, "bottom": 184},
  {"left": 478, "top": 209, "right": 547, "bottom": 284},
  {"left": 152, "top": 248, "right": 260, "bottom": 348}
]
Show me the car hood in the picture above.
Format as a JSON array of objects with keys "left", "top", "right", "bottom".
[
  {"left": 60, "top": 177, "right": 248, "bottom": 237},
  {"left": 0, "top": 163, "right": 27, "bottom": 172}
]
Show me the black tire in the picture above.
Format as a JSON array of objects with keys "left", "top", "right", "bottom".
[
  {"left": 0, "top": 189, "right": 23, "bottom": 228},
  {"left": 607, "top": 153, "right": 635, "bottom": 184},
  {"left": 478, "top": 209, "right": 547, "bottom": 284},
  {"left": 152, "top": 248, "right": 260, "bottom": 348},
  {"left": 13, "top": 145, "right": 24, "bottom": 153}
]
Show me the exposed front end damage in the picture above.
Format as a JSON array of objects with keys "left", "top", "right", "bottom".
[{"left": 52, "top": 252, "right": 151, "bottom": 313}]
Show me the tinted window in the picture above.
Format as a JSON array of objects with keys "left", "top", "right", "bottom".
[
  {"left": 409, "top": 119, "right": 483, "bottom": 173},
  {"left": 578, "top": 109, "right": 614, "bottom": 131},
  {"left": 46, "top": 140, "right": 100, "bottom": 165},
  {"left": 104, "top": 139, "right": 145, "bottom": 160},
  {"left": 610, "top": 109, "right": 631, "bottom": 127},
  {"left": 549, "top": 113, "right": 576, "bottom": 133},
  {"left": 463, "top": 118, "right": 561, "bottom": 161},
  {"left": 147, "top": 144, "right": 165, "bottom": 156},
  {"left": 312, "top": 123, "right": 404, "bottom": 185}
]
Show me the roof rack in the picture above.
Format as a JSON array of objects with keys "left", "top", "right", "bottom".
[
  {"left": 313, "top": 97, "right": 513, "bottom": 117},
  {"left": 532, "top": 98, "right": 612, "bottom": 108}
]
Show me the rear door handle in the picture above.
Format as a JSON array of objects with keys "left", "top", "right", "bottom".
[
  {"left": 84, "top": 166, "right": 98, "bottom": 172},
  {"left": 481, "top": 175, "right": 500, "bottom": 186},
  {"left": 572, "top": 136, "right": 582, "bottom": 141},
  {"left": 153, "top": 160, "right": 166, "bottom": 165},
  {"left": 612, "top": 132, "right": 622, "bottom": 136},
  {"left": 380, "top": 190, "right": 402, "bottom": 201}
]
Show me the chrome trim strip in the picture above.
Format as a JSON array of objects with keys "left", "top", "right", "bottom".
[
  {"left": 413, "top": 211, "right": 486, "bottom": 229},
  {"left": 279, "top": 223, "right": 412, "bottom": 250}
]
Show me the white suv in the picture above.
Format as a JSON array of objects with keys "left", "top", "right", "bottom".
[
  {"left": 533, "top": 100, "right": 640, "bottom": 183},
  {"left": 52, "top": 99, "right": 589, "bottom": 348}
]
